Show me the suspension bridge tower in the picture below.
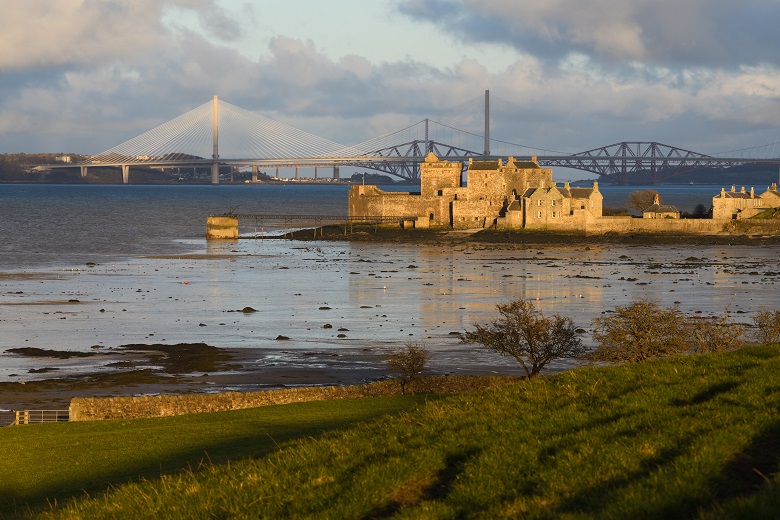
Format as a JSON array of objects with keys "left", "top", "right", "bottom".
[{"left": 212, "top": 95, "right": 220, "bottom": 185}]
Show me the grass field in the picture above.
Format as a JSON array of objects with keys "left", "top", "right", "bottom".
[
  {"left": 0, "top": 395, "right": 434, "bottom": 518},
  {"left": 4, "top": 346, "right": 780, "bottom": 519}
]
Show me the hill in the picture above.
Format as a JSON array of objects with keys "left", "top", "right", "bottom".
[{"left": 4, "top": 345, "right": 778, "bottom": 518}]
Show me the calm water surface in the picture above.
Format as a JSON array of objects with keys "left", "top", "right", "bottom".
[{"left": 0, "top": 183, "right": 777, "bottom": 383}]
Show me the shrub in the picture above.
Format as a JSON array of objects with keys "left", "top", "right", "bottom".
[
  {"left": 590, "top": 300, "right": 689, "bottom": 363},
  {"left": 386, "top": 341, "right": 430, "bottom": 395},
  {"left": 462, "top": 299, "right": 585, "bottom": 379},
  {"left": 688, "top": 311, "right": 744, "bottom": 354},
  {"left": 752, "top": 309, "right": 780, "bottom": 344}
]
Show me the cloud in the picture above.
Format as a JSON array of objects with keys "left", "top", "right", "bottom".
[
  {"left": 396, "top": 0, "right": 780, "bottom": 69},
  {"left": 0, "top": 0, "right": 778, "bottom": 163}
]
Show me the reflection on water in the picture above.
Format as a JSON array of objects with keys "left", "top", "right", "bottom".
[{"left": 2, "top": 238, "right": 778, "bottom": 382}]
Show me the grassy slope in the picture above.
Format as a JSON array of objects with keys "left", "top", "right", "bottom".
[
  {"left": 9, "top": 346, "right": 780, "bottom": 519},
  {"left": 0, "top": 395, "right": 433, "bottom": 518}
]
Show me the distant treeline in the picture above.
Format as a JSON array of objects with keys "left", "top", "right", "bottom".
[{"left": 615, "top": 164, "right": 780, "bottom": 186}]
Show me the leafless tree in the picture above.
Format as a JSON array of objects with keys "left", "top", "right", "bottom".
[
  {"left": 386, "top": 341, "right": 430, "bottom": 395},
  {"left": 626, "top": 190, "right": 660, "bottom": 212},
  {"left": 462, "top": 299, "right": 585, "bottom": 379},
  {"left": 590, "top": 300, "right": 689, "bottom": 363},
  {"left": 752, "top": 309, "right": 780, "bottom": 344}
]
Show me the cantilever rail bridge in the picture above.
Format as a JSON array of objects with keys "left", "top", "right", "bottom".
[{"left": 45, "top": 92, "right": 780, "bottom": 184}]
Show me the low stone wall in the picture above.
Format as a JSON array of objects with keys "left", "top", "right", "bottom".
[
  {"left": 584, "top": 217, "right": 729, "bottom": 235},
  {"left": 68, "top": 376, "right": 517, "bottom": 422}
]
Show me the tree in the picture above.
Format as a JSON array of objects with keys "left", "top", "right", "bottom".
[
  {"left": 688, "top": 311, "right": 744, "bottom": 354},
  {"left": 590, "top": 300, "right": 689, "bottom": 363},
  {"left": 626, "top": 190, "right": 660, "bottom": 212},
  {"left": 386, "top": 341, "right": 430, "bottom": 395},
  {"left": 752, "top": 309, "right": 780, "bottom": 344},
  {"left": 462, "top": 299, "right": 585, "bottom": 379}
]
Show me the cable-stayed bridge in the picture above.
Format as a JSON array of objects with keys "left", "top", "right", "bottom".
[{"left": 56, "top": 93, "right": 780, "bottom": 184}]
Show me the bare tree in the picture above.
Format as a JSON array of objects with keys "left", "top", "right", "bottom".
[
  {"left": 590, "top": 300, "right": 689, "bottom": 363},
  {"left": 462, "top": 299, "right": 585, "bottom": 379},
  {"left": 626, "top": 190, "right": 660, "bottom": 212},
  {"left": 386, "top": 341, "right": 430, "bottom": 395},
  {"left": 752, "top": 309, "right": 780, "bottom": 344},
  {"left": 688, "top": 311, "right": 744, "bottom": 354}
]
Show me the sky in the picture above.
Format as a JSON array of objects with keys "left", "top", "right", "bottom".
[{"left": 2, "top": 0, "right": 780, "bottom": 178}]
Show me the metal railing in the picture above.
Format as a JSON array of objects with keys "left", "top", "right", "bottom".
[{"left": 11, "top": 410, "right": 69, "bottom": 425}]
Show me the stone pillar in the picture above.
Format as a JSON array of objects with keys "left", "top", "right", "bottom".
[
  {"left": 275, "top": 167, "right": 279, "bottom": 179},
  {"left": 295, "top": 167, "right": 299, "bottom": 180},
  {"left": 121, "top": 165, "right": 129, "bottom": 184},
  {"left": 314, "top": 167, "right": 318, "bottom": 180},
  {"left": 80, "top": 166, "right": 88, "bottom": 178},
  {"left": 333, "top": 166, "right": 340, "bottom": 179},
  {"left": 252, "top": 166, "right": 259, "bottom": 182},
  {"left": 211, "top": 162, "right": 219, "bottom": 185},
  {"left": 206, "top": 216, "right": 239, "bottom": 239}
]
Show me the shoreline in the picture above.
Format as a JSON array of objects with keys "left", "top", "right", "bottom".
[
  {"left": 281, "top": 224, "right": 780, "bottom": 246},
  {"left": 0, "top": 343, "right": 524, "bottom": 424}
]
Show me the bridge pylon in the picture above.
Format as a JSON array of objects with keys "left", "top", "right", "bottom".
[{"left": 212, "top": 95, "right": 220, "bottom": 185}]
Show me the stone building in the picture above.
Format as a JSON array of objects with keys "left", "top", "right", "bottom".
[
  {"left": 712, "top": 184, "right": 779, "bottom": 220},
  {"left": 642, "top": 194, "right": 680, "bottom": 219},
  {"left": 348, "top": 153, "right": 602, "bottom": 230}
]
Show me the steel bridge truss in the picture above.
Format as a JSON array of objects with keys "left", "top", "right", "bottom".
[
  {"left": 353, "top": 139, "right": 481, "bottom": 180},
  {"left": 537, "top": 142, "right": 763, "bottom": 183}
]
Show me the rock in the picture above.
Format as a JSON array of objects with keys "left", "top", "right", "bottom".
[
  {"left": 275, "top": 335, "right": 290, "bottom": 340},
  {"left": 323, "top": 324, "right": 333, "bottom": 329},
  {"left": 241, "top": 307, "right": 257, "bottom": 313}
]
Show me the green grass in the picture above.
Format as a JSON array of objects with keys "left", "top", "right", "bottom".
[
  {"left": 7, "top": 347, "right": 780, "bottom": 519},
  {"left": 0, "top": 395, "right": 433, "bottom": 518}
]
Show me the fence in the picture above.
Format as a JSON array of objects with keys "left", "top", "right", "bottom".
[{"left": 11, "top": 410, "right": 69, "bottom": 425}]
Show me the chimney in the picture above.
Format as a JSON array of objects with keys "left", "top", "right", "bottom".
[{"left": 750, "top": 187, "right": 755, "bottom": 197}]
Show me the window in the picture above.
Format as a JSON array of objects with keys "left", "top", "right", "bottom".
[
  {"left": 437, "top": 190, "right": 443, "bottom": 196},
  {"left": 537, "top": 200, "right": 542, "bottom": 206},
  {"left": 551, "top": 200, "right": 556, "bottom": 206},
  {"left": 429, "top": 213, "right": 434, "bottom": 220},
  {"left": 537, "top": 211, "right": 542, "bottom": 219},
  {"left": 552, "top": 211, "right": 557, "bottom": 218}
]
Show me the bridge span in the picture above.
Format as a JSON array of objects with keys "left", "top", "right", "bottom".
[{"left": 42, "top": 93, "right": 780, "bottom": 184}]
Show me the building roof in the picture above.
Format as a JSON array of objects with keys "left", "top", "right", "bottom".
[
  {"left": 644, "top": 203, "right": 680, "bottom": 214},
  {"left": 511, "top": 160, "right": 541, "bottom": 169},
  {"left": 469, "top": 161, "right": 501, "bottom": 170}
]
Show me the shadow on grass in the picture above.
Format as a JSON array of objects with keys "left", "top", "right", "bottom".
[
  {"left": 365, "top": 447, "right": 482, "bottom": 519},
  {"left": 553, "top": 433, "right": 700, "bottom": 518},
  {"left": 708, "top": 421, "right": 780, "bottom": 508},
  {"left": 0, "top": 395, "right": 435, "bottom": 519},
  {"left": 671, "top": 380, "right": 741, "bottom": 407}
]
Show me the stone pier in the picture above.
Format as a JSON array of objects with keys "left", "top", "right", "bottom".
[{"left": 206, "top": 216, "right": 238, "bottom": 239}]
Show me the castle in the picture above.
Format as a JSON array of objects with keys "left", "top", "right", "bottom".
[
  {"left": 348, "top": 153, "right": 602, "bottom": 230},
  {"left": 348, "top": 153, "right": 780, "bottom": 233}
]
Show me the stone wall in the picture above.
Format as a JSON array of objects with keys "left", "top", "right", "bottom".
[{"left": 68, "top": 376, "right": 516, "bottom": 422}]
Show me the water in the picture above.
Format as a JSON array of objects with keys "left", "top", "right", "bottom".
[{"left": 1, "top": 183, "right": 778, "bottom": 384}]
